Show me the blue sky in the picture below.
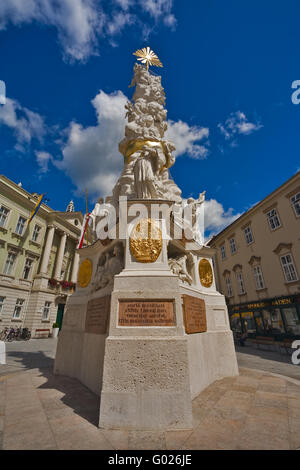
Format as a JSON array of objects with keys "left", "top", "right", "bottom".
[{"left": 0, "top": 0, "right": 299, "bottom": 234}]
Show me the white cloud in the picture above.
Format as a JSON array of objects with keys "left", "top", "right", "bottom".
[
  {"left": 0, "top": 0, "right": 176, "bottom": 62},
  {"left": 0, "top": 97, "right": 45, "bottom": 144},
  {"left": 140, "top": 0, "right": 177, "bottom": 28},
  {"left": 218, "top": 111, "right": 262, "bottom": 145},
  {"left": 166, "top": 120, "right": 209, "bottom": 159},
  {"left": 35, "top": 150, "right": 52, "bottom": 173},
  {"left": 54, "top": 89, "right": 210, "bottom": 198},
  {"left": 203, "top": 198, "right": 242, "bottom": 237},
  {"left": 55, "top": 90, "right": 128, "bottom": 197}
]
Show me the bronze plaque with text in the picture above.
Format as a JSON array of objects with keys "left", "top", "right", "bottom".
[
  {"left": 85, "top": 296, "right": 111, "bottom": 334},
  {"left": 182, "top": 295, "right": 207, "bottom": 334},
  {"left": 118, "top": 300, "right": 175, "bottom": 327}
]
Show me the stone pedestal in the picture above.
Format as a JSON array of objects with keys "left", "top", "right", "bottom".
[
  {"left": 98, "top": 273, "right": 193, "bottom": 430},
  {"left": 54, "top": 228, "right": 239, "bottom": 430}
]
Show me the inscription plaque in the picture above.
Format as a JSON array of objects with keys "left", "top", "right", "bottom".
[
  {"left": 85, "top": 296, "right": 111, "bottom": 334},
  {"left": 182, "top": 295, "right": 207, "bottom": 334},
  {"left": 118, "top": 300, "right": 175, "bottom": 327}
]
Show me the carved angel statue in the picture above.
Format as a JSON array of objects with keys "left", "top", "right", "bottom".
[
  {"left": 92, "top": 243, "right": 124, "bottom": 292},
  {"left": 168, "top": 254, "right": 193, "bottom": 285}
]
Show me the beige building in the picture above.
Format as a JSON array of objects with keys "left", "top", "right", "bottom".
[
  {"left": 209, "top": 171, "right": 300, "bottom": 339},
  {"left": 0, "top": 175, "right": 84, "bottom": 337}
]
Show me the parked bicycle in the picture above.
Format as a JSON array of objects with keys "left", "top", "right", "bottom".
[
  {"left": 21, "top": 328, "right": 31, "bottom": 340},
  {"left": 0, "top": 327, "right": 9, "bottom": 341},
  {"left": 0, "top": 327, "right": 31, "bottom": 342}
]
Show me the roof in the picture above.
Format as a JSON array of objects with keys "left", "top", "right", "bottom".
[{"left": 0, "top": 174, "right": 84, "bottom": 234}]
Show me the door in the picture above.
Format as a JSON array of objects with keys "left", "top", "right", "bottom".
[{"left": 56, "top": 304, "right": 65, "bottom": 331}]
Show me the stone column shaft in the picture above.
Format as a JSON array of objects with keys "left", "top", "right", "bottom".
[
  {"left": 39, "top": 225, "right": 55, "bottom": 275},
  {"left": 54, "top": 232, "right": 67, "bottom": 279}
]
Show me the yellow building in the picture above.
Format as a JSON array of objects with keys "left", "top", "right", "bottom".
[
  {"left": 209, "top": 171, "right": 300, "bottom": 339},
  {"left": 0, "top": 175, "right": 84, "bottom": 337}
]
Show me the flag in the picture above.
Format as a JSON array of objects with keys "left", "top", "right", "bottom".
[
  {"left": 28, "top": 194, "right": 45, "bottom": 225},
  {"left": 77, "top": 213, "right": 90, "bottom": 249}
]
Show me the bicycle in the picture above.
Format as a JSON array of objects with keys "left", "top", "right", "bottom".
[
  {"left": 6, "top": 328, "right": 16, "bottom": 342},
  {"left": 21, "top": 328, "right": 31, "bottom": 340},
  {"left": 0, "top": 327, "right": 9, "bottom": 341}
]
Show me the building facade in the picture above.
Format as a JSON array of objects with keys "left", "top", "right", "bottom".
[
  {"left": 0, "top": 175, "right": 84, "bottom": 337},
  {"left": 209, "top": 172, "right": 300, "bottom": 339}
]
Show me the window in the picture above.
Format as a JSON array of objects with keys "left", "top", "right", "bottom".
[
  {"left": 32, "top": 224, "right": 41, "bottom": 242},
  {"left": 280, "top": 254, "right": 298, "bottom": 282},
  {"left": 0, "top": 205, "right": 9, "bottom": 228},
  {"left": 244, "top": 226, "right": 253, "bottom": 244},
  {"left": 220, "top": 245, "right": 226, "bottom": 260},
  {"left": 282, "top": 307, "right": 300, "bottom": 335},
  {"left": 15, "top": 216, "right": 26, "bottom": 235},
  {"left": 230, "top": 314, "right": 242, "bottom": 333},
  {"left": 266, "top": 208, "right": 281, "bottom": 230},
  {"left": 0, "top": 296, "right": 5, "bottom": 315},
  {"left": 229, "top": 238, "right": 237, "bottom": 254},
  {"left": 236, "top": 272, "right": 246, "bottom": 294},
  {"left": 291, "top": 193, "right": 300, "bottom": 217},
  {"left": 225, "top": 276, "right": 233, "bottom": 297},
  {"left": 42, "top": 301, "right": 51, "bottom": 320},
  {"left": 13, "top": 298, "right": 24, "bottom": 319},
  {"left": 240, "top": 312, "right": 256, "bottom": 334},
  {"left": 253, "top": 265, "right": 265, "bottom": 290},
  {"left": 23, "top": 258, "right": 33, "bottom": 280},
  {"left": 3, "top": 252, "right": 16, "bottom": 275},
  {"left": 262, "top": 309, "right": 285, "bottom": 335}
]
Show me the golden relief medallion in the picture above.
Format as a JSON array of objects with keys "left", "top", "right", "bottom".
[
  {"left": 78, "top": 258, "right": 93, "bottom": 288},
  {"left": 129, "top": 218, "right": 162, "bottom": 263},
  {"left": 199, "top": 258, "right": 213, "bottom": 288}
]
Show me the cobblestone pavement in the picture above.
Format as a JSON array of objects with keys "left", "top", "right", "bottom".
[
  {"left": 0, "top": 366, "right": 300, "bottom": 450},
  {"left": 0, "top": 338, "right": 57, "bottom": 376},
  {"left": 236, "top": 345, "right": 300, "bottom": 381},
  {"left": 0, "top": 338, "right": 299, "bottom": 450}
]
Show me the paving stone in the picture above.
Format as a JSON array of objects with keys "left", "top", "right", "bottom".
[
  {"left": 238, "top": 368, "right": 264, "bottom": 379},
  {"left": 57, "top": 429, "right": 114, "bottom": 450},
  {"left": 192, "top": 401, "right": 211, "bottom": 426},
  {"left": 236, "top": 431, "right": 290, "bottom": 450},
  {"left": 182, "top": 416, "right": 243, "bottom": 450},
  {"left": 214, "top": 390, "right": 254, "bottom": 411},
  {"left": 102, "top": 429, "right": 130, "bottom": 450},
  {"left": 128, "top": 431, "right": 166, "bottom": 450},
  {"left": 48, "top": 413, "right": 95, "bottom": 439},
  {"left": 165, "top": 430, "right": 194, "bottom": 450},
  {"left": 258, "top": 376, "right": 287, "bottom": 394},
  {"left": 3, "top": 427, "right": 57, "bottom": 450},
  {"left": 286, "top": 382, "right": 300, "bottom": 398},
  {"left": 209, "top": 405, "right": 249, "bottom": 422},
  {"left": 248, "top": 405, "right": 288, "bottom": 423},
  {"left": 5, "top": 411, "right": 47, "bottom": 429},
  {"left": 254, "top": 391, "right": 288, "bottom": 410}
]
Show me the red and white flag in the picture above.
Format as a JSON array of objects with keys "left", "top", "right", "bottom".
[{"left": 77, "top": 213, "right": 90, "bottom": 249}]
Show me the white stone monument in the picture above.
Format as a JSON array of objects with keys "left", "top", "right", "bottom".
[
  {"left": 0, "top": 341, "right": 6, "bottom": 365},
  {"left": 54, "top": 48, "right": 238, "bottom": 430}
]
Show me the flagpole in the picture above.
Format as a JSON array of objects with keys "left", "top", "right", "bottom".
[{"left": 85, "top": 188, "right": 88, "bottom": 245}]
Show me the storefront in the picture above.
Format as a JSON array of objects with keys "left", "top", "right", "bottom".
[{"left": 228, "top": 294, "right": 300, "bottom": 339}]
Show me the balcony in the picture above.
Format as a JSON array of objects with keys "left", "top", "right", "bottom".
[{"left": 48, "top": 278, "right": 76, "bottom": 294}]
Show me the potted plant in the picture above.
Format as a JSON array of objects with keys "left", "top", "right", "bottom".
[{"left": 52, "top": 322, "right": 59, "bottom": 338}]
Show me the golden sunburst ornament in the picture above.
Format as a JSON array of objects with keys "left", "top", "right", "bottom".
[{"left": 133, "top": 46, "right": 163, "bottom": 71}]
